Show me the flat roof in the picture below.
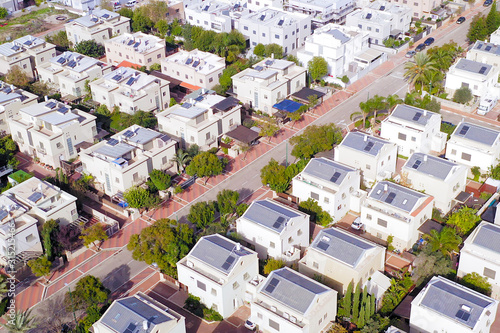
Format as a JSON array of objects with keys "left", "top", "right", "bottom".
[
  {"left": 302, "top": 158, "right": 356, "bottom": 185},
  {"left": 452, "top": 122, "right": 500, "bottom": 146},
  {"left": 454, "top": 58, "right": 492, "bottom": 76},
  {"left": 225, "top": 125, "right": 260, "bottom": 144},
  {"left": 369, "top": 181, "right": 427, "bottom": 212},
  {"left": 339, "top": 131, "right": 392, "bottom": 156},
  {"left": 242, "top": 199, "right": 304, "bottom": 233},
  {"left": 404, "top": 153, "right": 459, "bottom": 180},
  {"left": 472, "top": 41, "right": 500, "bottom": 56},
  {"left": 390, "top": 104, "right": 436, "bottom": 126},
  {"left": 291, "top": 87, "right": 325, "bottom": 101},
  {"left": 470, "top": 222, "right": 500, "bottom": 255},
  {"left": 94, "top": 142, "right": 135, "bottom": 159}
]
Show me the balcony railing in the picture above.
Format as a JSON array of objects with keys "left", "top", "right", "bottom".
[{"left": 365, "top": 203, "right": 410, "bottom": 223}]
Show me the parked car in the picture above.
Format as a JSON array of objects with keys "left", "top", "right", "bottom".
[
  {"left": 114, "top": 2, "right": 122, "bottom": 9},
  {"left": 405, "top": 50, "right": 416, "bottom": 58},
  {"left": 484, "top": 0, "right": 493, "bottom": 6},
  {"left": 478, "top": 95, "right": 498, "bottom": 115},
  {"left": 424, "top": 37, "right": 435, "bottom": 46},
  {"left": 351, "top": 217, "right": 364, "bottom": 231},
  {"left": 415, "top": 43, "right": 426, "bottom": 52},
  {"left": 457, "top": 16, "right": 466, "bottom": 24},
  {"left": 244, "top": 320, "right": 257, "bottom": 331},
  {"left": 125, "top": 0, "right": 136, "bottom": 7}
]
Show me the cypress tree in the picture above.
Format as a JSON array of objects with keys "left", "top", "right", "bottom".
[
  {"left": 370, "top": 294, "right": 376, "bottom": 316},
  {"left": 352, "top": 282, "right": 361, "bottom": 322},
  {"left": 362, "top": 286, "right": 368, "bottom": 306},
  {"left": 358, "top": 305, "right": 366, "bottom": 328},
  {"left": 344, "top": 281, "right": 354, "bottom": 317},
  {"left": 486, "top": 1, "right": 500, "bottom": 34},
  {"left": 365, "top": 297, "right": 371, "bottom": 323}
]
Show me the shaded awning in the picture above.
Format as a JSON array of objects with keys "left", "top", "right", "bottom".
[
  {"left": 213, "top": 97, "right": 239, "bottom": 112},
  {"left": 273, "top": 99, "right": 304, "bottom": 113},
  {"left": 150, "top": 70, "right": 182, "bottom": 86},
  {"left": 61, "top": 94, "right": 79, "bottom": 103},
  {"left": 291, "top": 87, "right": 325, "bottom": 103},
  {"left": 180, "top": 82, "right": 201, "bottom": 91},
  {"left": 225, "top": 125, "right": 260, "bottom": 144},
  {"left": 354, "top": 49, "right": 384, "bottom": 63},
  {"left": 417, "top": 219, "right": 444, "bottom": 235},
  {"left": 393, "top": 295, "right": 414, "bottom": 319}
]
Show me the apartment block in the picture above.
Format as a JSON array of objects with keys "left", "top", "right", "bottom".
[
  {"left": 0, "top": 81, "right": 38, "bottom": 134},
  {"left": 284, "top": 0, "right": 355, "bottom": 26}
]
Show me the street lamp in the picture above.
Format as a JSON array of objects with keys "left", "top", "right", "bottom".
[{"left": 65, "top": 283, "right": 78, "bottom": 326}]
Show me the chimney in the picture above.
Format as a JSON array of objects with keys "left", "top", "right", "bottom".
[
  {"left": 142, "top": 321, "right": 148, "bottom": 330},
  {"left": 44, "top": 96, "right": 48, "bottom": 102},
  {"left": 424, "top": 110, "right": 427, "bottom": 116},
  {"left": 424, "top": 155, "right": 428, "bottom": 162},
  {"left": 364, "top": 135, "right": 367, "bottom": 142},
  {"left": 236, "top": 243, "right": 241, "bottom": 251},
  {"left": 383, "top": 183, "right": 388, "bottom": 192}
]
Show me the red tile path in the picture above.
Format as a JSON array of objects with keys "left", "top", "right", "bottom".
[
  {"left": 110, "top": 267, "right": 156, "bottom": 299},
  {"left": 45, "top": 269, "right": 83, "bottom": 298},
  {"left": 149, "top": 199, "right": 186, "bottom": 220},
  {"left": 101, "top": 219, "right": 147, "bottom": 249},
  {"left": 125, "top": 270, "right": 161, "bottom": 297},
  {"left": 14, "top": 282, "right": 44, "bottom": 311},
  {"left": 79, "top": 250, "right": 117, "bottom": 273},
  {"left": 49, "top": 249, "right": 94, "bottom": 281},
  {"left": 177, "top": 182, "right": 209, "bottom": 203}
]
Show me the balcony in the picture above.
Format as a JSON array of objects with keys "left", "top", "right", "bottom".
[
  {"left": 205, "top": 136, "right": 216, "bottom": 146},
  {"left": 365, "top": 203, "right": 410, "bottom": 223},
  {"left": 283, "top": 246, "right": 300, "bottom": 264},
  {"left": 295, "top": 175, "right": 337, "bottom": 195},
  {"left": 253, "top": 300, "right": 305, "bottom": 328}
]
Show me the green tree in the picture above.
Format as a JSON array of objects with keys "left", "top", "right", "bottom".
[
  {"left": 361, "top": 315, "right": 390, "bottom": 333},
  {"left": 74, "top": 40, "right": 105, "bottom": 58},
  {"left": 486, "top": 1, "right": 500, "bottom": 34},
  {"left": 149, "top": 169, "right": 171, "bottom": 191},
  {"left": 352, "top": 283, "right": 361, "bottom": 323},
  {"left": 169, "top": 97, "right": 178, "bottom": 107},
  {"left": 453, "top": 86, "right": 473, "bottom": 104},
  {"left": 79, "top": 304, "right": 104, "bottom": 332},
  {"left": 259, "top": 122, "right": 280, "bottom": 143},
  {"left": 447, "top": 206, "right": 481, "bottom": 235},
  {"left": 412, "top": 246, "right": 454, "bottom": 285},
  {"left": 404, "top": 53, "right": 437, "bottom": 91},
  {"left": 5, "top": 66, "right": 30, "bottom": 88},
  {"left": 217, "top": 189, "right": 239, "bottom": 217},
  {"left": 260, "top": 158, "right": 289, "bottom": 193},
  {"left": 424, "top": 227, "right": 462, "bottom": 258},
  {"left": 41, "top": 219, "right": 59, "bottom": 261},
  {"left": 131, "top": 11, "right": 154, "bottom": 32},
  {"left": 289, "top": 110, "right": 303, "bottom": 129},
  {"left": 263, "top": 258, "right": 285, "bottom": 275},
  {"left": 253, "top": 43, "right": 265, "bottom": 56},
  {"left": 188, "top": 201, "right": 217, "bottom": 229},
  {"left": 65, "top": 275, "right": 109, "bottom": 311},
  {"left": 343, "top": 281, "right": 354, "bottom": 318},
  {"left": 149, "top": 63, "right": 161, "bottom": 71},
  {"left": 95, "top": 104, "right": 111, "bottom": 116},
  {"left": 185, "top": 151, "right": 225, "bottom": 184},
  {"left": 264, "top": 43, "right": 283, "bottom": 59},
  {"left": 171, "top": 149, "right": 191, "bottom": 174},
  {"left": 45, "top": 30, "right": 70, "bottom": 48},
  {"left": 27, "top": 256, "right": 51, "bottom": 277},
  {"left": 80, "top": 224, "right": 109, "bottom": 250},
  {"left": 298, "top": 198, "right": 333, "bottom": 226},
  {"left": 364, "top": 296, "right": 371, "bottom": 324},
  {"left": 461, "top": 272, "right": 492, "bottom": 295},
  {"left": 286, "top": 54, "right": 300, "bottom": 65},
  {"left": 0, "top": 7, "right": 8, "bottom": 19},
  {"left": 358, "top": 305, "right": 366, "bottom": 328},
  {"left": 123, "top": 186, "right": 159, "bottom": 209},
  {"left": 128, "top": 218, "right": 194, "bottom": 277},
  {"left": 290, "top": 124, "right": 342, "bottom": 160},
  {"left": 135, "top": 0, "right": 169, "bottom": 24},
  {"left": 467, "top": 14, "right": 488, "bottom": 43},
  {"left": 308, "top": 56, "right": 328, "bottom": 82},
  {"left": 1, "top": 309, "right": 37, "bottom": 333},
  {"left": 488, "top": 164, "right": 500, "bottom": 180}
]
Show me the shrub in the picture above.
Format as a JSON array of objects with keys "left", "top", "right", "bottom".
[{"left": 453, "top": 86, "right": 473, "bottom": 104}]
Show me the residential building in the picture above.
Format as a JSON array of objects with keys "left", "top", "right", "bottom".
[
  {"left": 161, "top": 49, "right": 225, "bottom": 90},
  {"left": 38, "top": 51, "right": 112, "bottom": 99},
  {"left": 177, "top": 234, "right": 258, "bottom": 318},
  {"left": 184, "top": 1, "right": 234, "bottom": 33},
  {"left": 284, "top": 0, "right": 355, "bottom": 26},
  {"left": 156, "top": 89, "right": 241, "bottom": 149},
  {"left": 90, "top": 67, "right": 171, "bottom": 115},
  {"left": 334, "top": 131, "right": 397, "bottom": 186},
  {"left": 345, "top": 1, "right": 412, "bottom": 45},
  {"left": 491, "top": 26, "right": 500, "bottom": 44},
  {"left": 238, "top": 0, "right": 282, "bottom": 11},
  {"left": 0, "top": 35, "right": 56, "bottom": 79},
  {"left": 458, "top": 222, "right": 500, "bottom": 299},
  {"left": 445, "top": 58, "right": 499, "bottom": 99},
  {"left": 65, "top": 9, "right": 131, "bottom": 46},
  {"left": 79, "top": 125, "right": 176, "bottom": 196},
  {"left": 8, "top": 100, "right": 97, "bottom": 169},
  {"left": 467, "top": 41, "right": 500, "bottom": 70},
  {"left": 402, "top": 153, "right": 468, "bottom": 214},
  {"left": 361, "top": 180, "right": 434, "bottom": 251},
  {"left": 232, "top": 58, "right": 306, "bottom": 113},
  {"left": 383, "top": 0, "right": 445, "bottom": 19},
  {"left": 236, "top": 8, "right": 311, "bottom": 54},
  {"left": 0, "top": 0, "right": 21, "bottom": 13},
  {"left": 410, "top": 276, "right": 498, "bottom": 333},
  {"left": 298, "top": 227, "right": 385, "bottom": 295},
  {"left": 61, "top": 0, "right": 101, "bottom": 11},
  {"left": 105, "top": 32, "right": 166, "bottom": 69},
  {"left": 92, "top": 292, "right": 186, "bottom": 333},
  {"left": 250, "top": 267, "right": 337, "bottom": 333},
  {"left": 380, "top": 104, "right": 446, "bottom": 157},
  {"left": 3, "top": 176, "right": 78, "bottom": 225},
  {"left": 0, "top": 81, "right": 38, "bottom": 134},
  {"left": 292, "top": 157, "right": 361, "bottom": 222},
  {"left": 445, "top": 121, "right": 500, "bottom": 171},
  {"left": 236, "top": 199, "right": 310, "bottom": 261}
]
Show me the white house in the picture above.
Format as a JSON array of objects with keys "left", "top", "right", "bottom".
[
  {"left": 65, "top": 9, "right": 131, "bottom": 46},
  {"left": 298, "top": 227, "right": 385, "bottom": 295},
  {"left": 491, "top": 26, "right": 500, "bottom": 44},
  {"left": 156, "top": 89, "right": 241, "bottom": 150},
  {"left": 236, "top": 199, "right": 310, "bottom": 261},
  {"left": 361, "top": 181, "right": 434, "bottom": 251},
  {"left": 445, "top": 122, "right": 500, "bottom": 171},
  {"left": 79, "top": 125, "right": 176, "bottom": 196},
  {"left": 250, "top": 267, "right": 337, "bottom": 333},
  {"left": 382, "top": 0, "right": 445, "bottom": 19},
  {"left": 345, "top": 1, "right": 412, "bottom": 45},
  {"left": 467, "top": 41, "right": 500, "bottom": 69},
  {"left": 410, "top": 276, "right": 498, "bottom": 333},
  {"left": 105, "top": 32, "right": 166, "bottom": 69},
  {"left": 292, "top": 157, "right": 361, "bottom": 223},
  {"left": 236, "top": 8, "right": 312, "bottom": 54},
  {"left": 184, "top": 1, "right": 234, "bottom": 33},
  {"left": 177, "top": 234, "right": 258, "bottom": 318},
  {"left": 0, "top": 81, "right": 38, "bottom": 134},
  {"left": 61, "top": 0, "right": 101, "bottom": 11},
  {"left": 90, "top": 67, "right": 171, "bottom": 114},
  {"left": 92, "top": 292, "right": 186, "bottom": 333},
  {"left": 334, "top": 131, "right": 397, "bottom": 187},
  {"left": 458, "top": 222, "right": 500, "bottom": 299},
  {"left": 284, "top": 0, "right": 355, "bottom": 27},
  {"left": 445, "top": 58, "right": 499, "bottom": 99},
  {"left": 161, "top": 49, "right": 226, "bottom": 90},
  {"left": 8, "top": 99, "right": 97, "bottom": 169},
  {"left": 38, "top": 51, "right": 113, "bottom": 99},
  {"left": 232, "top": 58, "right": 306, "bottom": 113},
  {"left": 380, "top": 104, "right": 446, "bottom": 157},
  {"left": 402, "top": 153, "right": 468, "bottom": 214}
]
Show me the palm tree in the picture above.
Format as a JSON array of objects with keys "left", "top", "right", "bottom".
[
  {"left": 1, "top": 309, "right": 37, "bottom": 333},
  {"left": 350, "top": 101, "right": 371, "bottom": 128},
  {"left": 404, "top": 53, "right": 438, "bottom": 91},
  {"left": 425, "top": 71, "right": 443, "bottom": 95},
  {"left": 385, "top": 94, "right": 403, "bottom": 111},
  {"left": 424, "top": 227, "right": 462, "bottom": 258},
  {"left": 430, "top": 49, "right": 453, "bottom": 70},
  {"left": 170, "top": 149, "right": 191, "bottom": 174},
  {"left": 0, "top": 275, "right": 8, "bottom": 295},
  {"left": 368, "top": 94, "right": 386, "bottom": 127},
  {"left": 238, "top": 143, "right": 251, "bottom": 160}
]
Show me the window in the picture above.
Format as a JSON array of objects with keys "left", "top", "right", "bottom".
[
  {"left": 411, "top": 136, "right": 416, "bottom": 142},
  {"left": 243, "top": 272, "right": 250, "bottom": 280},
  {"left": 244, "top": 26, "right": 248, "bottom": 30},
  {"left": 209, "top": 77, "right": 213, "bottom": 83},
  {"left": 157, "top": 54, "right": 161, "bottom": 59},
  {"left": 304, "top": 24, "right": 307, "bottom": 29},
  {"left": 56, "top": 142, "right": 62, "bottom": 149},
  {"left": 269, "top": 319, "right": 280, "bottom": 331},
  {"left": 253, "top": 30, "right": 256, "bottom": 35},
  {"left": 297, "top": 229, "right": 302, "bottom": 236},
  {"left": 367, "top": 26, "right": 372, "bottom": 31},
  {"left": 285, "top": 35, "right": 288, "bottom": 39},
  {"left": 288, "top": 236, "right": 293, "bottom": 243},
  {"left": 313, "top": 262, "right": 319, "bottom": 269},
  {"left": 262, "top": 33, "right": 266, "bottom": 37},
  {"left": 377, "top": 232, "right": 382, "bottom": 238},
  {"left": 206, "top": 132, "right": 211, "bottom": 140},
  {"left": 324, "top": 197, "right": 329, "bottom": 204},
  {"left": 197, "top": 280, "right": 206, "bottom": 291},
  {"left": 26, "top": 234, "right": 35, "bottom": 242},
  {"left": 461, "top": 152, "right": 471, "bottom": 161},
  {"left": 189, "top": 16, "right": 193, "bottom": 20},
  {"left": 185, "top": 74, "right": 189, "bottom": 79},
  {"left": 133, "top": 173, "right": 139, "bottom": 182},
  {"left": 256, "top": 1, "right": 259, "bottom": 4},
  {"left": 162, "top": 156, "right": 167, "bottom": 165},
  {"left": 200, "top": 79, "right": 203, "bottom": 84},
  {"left": 414, "top": 1, "right": 418, "bottom": 5},
  {"left": 270, "top": 241, "right": 275, "bottom": 248},
  {"left": 257, "top": 313, "right": 262, "bottom": 319},
  {"left": 229, "top": 119, "right": 234, "bottom": 126},
  {"left": 451, "top": 149, "right": 457, "bottom": 155},
  {"left": 204, "top": 21, "right": 208, "bottom": 25},
  {"left": 376, "top": 28, "right": 379, "bottom": 32},
  {"left": 366, "top": 164, "right": 371, "bottom": 170},
  {"left": 147, "top": 58, "right": 152, "bottom": 63},
  {"left": 115, "top": 177, "right": 120, "bottom": 183},
  {"left": 367, "top": 214, "right": 372, "bottom": 220},
  {"left": 211, "top": 288, "right": 217, "bottom": 296},
  {"left": 275, "top": 34, "right": 280, "bottom": 39},
  {"left": 41, "top": 57, "right": 44, "bottom": 62},
  {"left": 398, "top": 133, "right": 407, "bottom": 141},
  {"left": 484, "top": 267, "right": 496, "bottom": 279},
  {"left": 311, "top": 192, "right": 319, "bottom": 200},
  {"left": 377, "top": 218, "right": 388, "bottom": 227},
  {"left": 233, "top": 281, "right": 240, "bottom": 289},
  {"left": 358, "top": 24, "right": 362, "bottom": 29},
  {"left": 23, "top": 64, "right": 26, "bottom": 69}
]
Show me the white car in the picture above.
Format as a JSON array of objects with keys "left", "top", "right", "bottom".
[
  {"left": 125, "top": 0, "right": 136, "bottom": 7},
  {"left": 244, "top": 320, "right": 256, "bottom": 331},
  {"left": 351, "top": 217, "right": 364, "bottom": 230}
]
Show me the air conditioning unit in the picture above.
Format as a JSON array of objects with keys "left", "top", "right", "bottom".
[
  {"left": 186, "top": 260, "right": 194, "bottom": 268},
  {"left": 283, "top": 312, "right": 289, "bottom": 319},
  {"left": 271, "top": 306, "right": 277, "bottom": 312},
  {"left": 290, "top": 316, "right": 297, "bottom": 323}
]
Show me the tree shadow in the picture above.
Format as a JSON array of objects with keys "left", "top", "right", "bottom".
[
  {"left": 34, "top": 293, "right": 79, "bottom": 333},
  {"left": 103, "top": 264, "right": 131, "bottom": 299}
]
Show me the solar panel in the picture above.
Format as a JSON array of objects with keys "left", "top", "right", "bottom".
[
  {"left": 478, "top": 44, "right": 483, "bottom": 50},
  {"left": 107, "top": 138, "right": 119, "bottom": 146},
  {"left": 479, "top": 66, "right": 487, "bottom": 74},
  {"left": 380, "top": 5, "right": 385, "bottom": 10},
  {"left": 459, "top": 125, "right": 470, "bottom": 135},
  {"left": 330, "top": 172, "right": 341, "bottom": 183},
  {"left": 278, "top": 19, "right": 284, "bottom": 26},
  {"left": 2, "top": 87, "right": 11, "bottom": 93},
  {"left": 317, "top": 241, "right": 329, "bottom": 251},
  {"left": 57, "top": 106, "right": 69, "bottom": 114},
  {"left": 412, "top": 112, "right": 422, "bottom": 121},
  {"left": 46, "top": 101, "right": 57, "bottom": 109},
  {"left": 192, "top": 60, "right": 200, "bottom": 67},
  {"left": 102, "top": 13, "right": 110, "bottom": 19},
  {"left": 260, "top": 14, "right": 265, "bottom": 21},
  {"left": 194, "top": 95, "right": 204, "bottom": 102},
  {"left": 221, "top": 255, "right": 235, "bottom": 270},
  {"left": 125, "top": 77, "right": 135, "bottom": 86},
  {"left": 255, "top": 66, "right": 263, "bottom": 71},
  {"left": 486, "top": 46, "right": 492, "bottom": 51},
  {"left": 385, "top": 192, "right": 396, "bottom": 204},
  {"left": 123, "top": 130, "right": 134, "bottom": 138},
  {"left": 265, "top": 278, "right": 280, "bottom": 293},
  {"left": 456, "top": 309, "right": 471, "bottom": 321},
  {"left": 23, "top": 40, "right": 32, "bottom": 46},
  {"left": 204, "top": 5, "right": 209, "bottom": 10},
  {"left": 182, "top": 103, "right": 192, "bottom": 109},
  {"left": 185, "top": 58, "right": 193, "bottom": 65},
  {"left": 57, "top": 57, "right": 66, "bottom": 64},
  {"left": 0, "top": 210, "right": 8, "bottom": 221},
  {"left": 11, "top": 45, "right": 20, "bottom": 51},
  {"left": 133, "top": 42, "right": 140, "bottom": 48},
  {"left": 364, "top": 141, "right": 374, "bottom": 152},
  {"left": 124, "top": 323, "right": 136, "bottom": 333},
  {"left": 91, "top": 17, "right": 98, "bottom": 22},
  {"left": 67, "top": 60, "right": 77, "bottom": 68},
  {"left": 112, "top": 75, "right": 122, "bottom": 81},
  {"left": 127, "top": 40, "right": 134, "bottom": 46},
  {"left": 28, "top": 191, "right": 43, "bottom": 203},
  {"left": 366, "top": 13, "right": 372, "bottom": 19},
  {"left": 412, "top": 160, "right": 421, "bottom": 169},
  {"left": 265, "top": 60, "right": 273, "bottom": 66}
]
